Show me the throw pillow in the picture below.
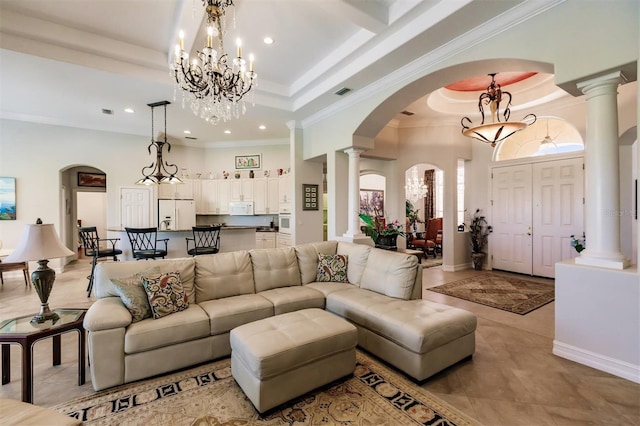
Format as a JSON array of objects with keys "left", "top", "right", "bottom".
[
  {"left": 110, "top": 266, "right": 160, "bottom": 323},
  {"left": 142, "top": 271, "right": 189, "bottom": 319},
  {"left": 316, "top": 253, "right": 349, "bottom": 283}
]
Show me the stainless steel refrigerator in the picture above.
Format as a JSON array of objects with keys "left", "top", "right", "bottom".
[{"left": 158, "top": 199, "right": 196, "bottom": 230}]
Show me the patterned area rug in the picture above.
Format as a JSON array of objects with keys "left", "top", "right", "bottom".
[
  {"left": 428, "top": 273, "right": 554, "bottom": 315},
  {"left": 52, "top": 351, "right": 480, "bottom": 426},
  {"left": 422, "top": 257, "right": 443, "bottom": 268}
]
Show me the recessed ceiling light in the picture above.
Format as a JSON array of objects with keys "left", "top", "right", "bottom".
[
  {"left": 224, "top": 130, "right": 231, "bottom": 134},
  {"left": 259, "top": 125, "right": 266, "bottom": 130},
  {"left": 183, "top": 130, "right": 191, "bottom": 134},
  {"left": 263, "top": 36, "right": 274, "bottom": 45},
  {"left": 124, "top": 108, "right": 134, "bottom": 113}
]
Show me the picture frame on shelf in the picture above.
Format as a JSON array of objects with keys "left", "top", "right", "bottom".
[
  {"left": 77, "top": 172, "right": 106, "bottom": 188},
  {"left": 302, "top": 184, "right": 319, "bottom": 211},
  {"left": 0, "top": 177, "right": 16, "bottom": 220},
  {"left": 235, "top": 154, "right": 261, "bottom": 170}
]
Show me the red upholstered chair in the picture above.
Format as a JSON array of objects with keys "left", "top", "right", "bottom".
[{"left": 411, "top": 217, "right": 442, "bottom": 258}]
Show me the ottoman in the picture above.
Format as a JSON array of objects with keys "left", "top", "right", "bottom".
[{"left": 230, "top": 308, "right": 357, "bottom": 413}]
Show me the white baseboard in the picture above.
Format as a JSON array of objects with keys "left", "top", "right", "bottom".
[
  {"left": 442, "top": 262, "right": 472, "bottom": 272},
  {"left": 553, "top": 340, "right": 640, "bottom": 384}
]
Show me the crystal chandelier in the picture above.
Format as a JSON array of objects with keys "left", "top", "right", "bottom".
[
  {"left": 461, "top": 73, "right": 536, "bottom": 147},
  {"left": 170, "top": 0, "right": 256, "bottom": 125},
  {"left": 136, "top": 101, "right": 183, "bottom": 186},
  {"left": 405, "top": 168, "right": 428, "bottom": 201}
]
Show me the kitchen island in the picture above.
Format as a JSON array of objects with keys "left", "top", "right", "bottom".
[{"left": 106, "top": 226, "right": 258, "bottom": 260}]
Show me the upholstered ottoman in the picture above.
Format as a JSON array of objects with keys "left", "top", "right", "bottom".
[{"left": 230, "top": 308, "right": 357, "bottom": 413}]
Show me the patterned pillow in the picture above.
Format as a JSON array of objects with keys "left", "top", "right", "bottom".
[
  {"left": 317, "top": 254, "right": 349, "bottom": 283},
  {"left": 110, "top": 267, "right": 160, "bottom": 323},
  {"left": 142, "top": 271, "right": 189, "bottom": 319}
]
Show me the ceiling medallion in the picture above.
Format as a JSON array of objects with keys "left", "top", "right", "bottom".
[
  {"left": 461, "top": 73, "right": 536, "bottom": 147},
  {"left": 170, "top": 0, "right": 257, "bottom": 125}
]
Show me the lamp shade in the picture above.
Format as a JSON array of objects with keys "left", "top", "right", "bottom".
[{"left": 4, "top": 223, "right": 74, "bottom": 262}]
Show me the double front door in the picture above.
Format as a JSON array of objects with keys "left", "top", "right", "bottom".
[{"left": 491, "top": 157, "right": 583, "bottom": 278}]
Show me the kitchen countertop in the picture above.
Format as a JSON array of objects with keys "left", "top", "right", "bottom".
[{"left": 107, "top": 226, "right": 278, "bottom": 232}]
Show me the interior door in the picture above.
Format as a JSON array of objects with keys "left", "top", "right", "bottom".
[
  {"left": 120, "top": 187, "right": 152, "bottom": 228},
  {"left": 532, "top": 158, "right": 584, "bottom": 277},
  {"left": 491, "top": 164, "right": 533, "bottom": 274}
]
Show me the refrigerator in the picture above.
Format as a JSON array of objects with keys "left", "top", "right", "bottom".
[{"left": 158, "top": 199, "right": 196, "bottom": 230}]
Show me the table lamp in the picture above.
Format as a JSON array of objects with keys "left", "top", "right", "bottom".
[{"left": 4, "top": 219, "right": 74, "bottom": 323}]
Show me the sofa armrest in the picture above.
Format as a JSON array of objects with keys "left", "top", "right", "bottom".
[{"left": 84, "top": 297, "right": 132, "bottom": 331}]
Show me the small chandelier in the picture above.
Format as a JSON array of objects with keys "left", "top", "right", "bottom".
[
  {"left": 461, "top": 73, "right": 536, "bottom": 147},
  {"left": 405, "top": 168, "right": 428, "bottom": 201},
  {"left": 170, "top": 0, "right": 256, "bottom": 125},
  {"left": 136, "top": 101, "right": 183, "bottom": 186}
]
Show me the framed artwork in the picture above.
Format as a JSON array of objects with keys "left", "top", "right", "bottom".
[
  {"left": 235, "top": 154, "right": 261, "bottom": 170},
  {"left": 302, "top": 184, "right": 319, "bottom": 211},
  {"left": 0, "top": 177, "right": 16, "bottom": 220},
  {"left": 78, "top": 172, "right": 106, "bottom": 188},
  {"left": 360, "top": 189, "right": 384, "bottom": 217}
]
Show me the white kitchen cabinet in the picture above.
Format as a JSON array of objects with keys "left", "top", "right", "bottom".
[
  {"left": 277, "top": 233, "right": 291, "bottom": 248},
  {"left": 158, "top": 179, "right": 194, "bottom": 200},
  {"left": 253, "top": 177, "right": 279, "bottom": 215},
  {"left": 230, "top": 178, "right": 254, "bottom": 202},
  {"left": 192, "top": 179, "right": 204, "bottom": 214},
  {"left": 278, "top": 174, "right": 292, "bottom": 214},
  {"left": 201, "top": 179, "right": 230, "bottom": 214},
  {"left": 255, "top": 232, "right": 276, "bottom": 249}
]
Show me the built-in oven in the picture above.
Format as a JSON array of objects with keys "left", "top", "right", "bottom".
[{"left": 278, "top": 214, "right": 292, "bottom": 234}]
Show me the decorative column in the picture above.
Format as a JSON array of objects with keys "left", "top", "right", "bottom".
[
  {"left": 341, "top": 148, "right": 371, "bottom": 244},
  {"left": 575, "top": 71, "right": 629, "bottom": 269}
]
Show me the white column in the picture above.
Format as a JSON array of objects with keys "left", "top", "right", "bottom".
[
  {"left": 340, "top": 148, "right": 372, "bottom": 245},
  {"left": 575, "top": 71, "right": 629, "bottom": 269}
]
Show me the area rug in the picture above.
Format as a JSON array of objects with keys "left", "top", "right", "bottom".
[
  {"left": 52, "top": 351, "right": 480, "bottom": 426},
  {"left": 422, "top": 257, "right": 443, "bottom": 269},
  {"left": 428, "top": 273, "right": 554, "bottom": 315}
]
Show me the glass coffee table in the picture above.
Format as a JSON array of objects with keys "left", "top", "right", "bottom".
[{"left": 0, "top": 308, "right": 86, "bottom": 403}]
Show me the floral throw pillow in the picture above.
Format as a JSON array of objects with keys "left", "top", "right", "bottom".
[
  {"left": 317, "top": 254, "right": 349, "bottom": 283},
  {"left": 110, "top": 266, "right": 160, "bottom": 323},
  {"left": 142, "top": 271, "right": 189, "bottom": 319}
]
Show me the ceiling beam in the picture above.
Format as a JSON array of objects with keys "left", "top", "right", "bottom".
[{"left": 334, "top": 0, "right": 389, "bottom": 33}]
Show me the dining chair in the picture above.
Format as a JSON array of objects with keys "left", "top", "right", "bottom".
[
  {"left": 125, "top": 227, "right": 169, "bottom": 260},
  {"left": 186, "top": 225, "right": 221, "bottom": 256},
  {"left": 78, "top": 226, "right": 122, "bottom": 297}
]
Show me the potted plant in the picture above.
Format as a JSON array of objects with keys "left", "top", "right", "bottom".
[
  {"left": 359, "top": 213, "right": 405, "bottom": 249},
  {"left": 406, "top": 200, "right": 422, "bottom": 232},
  {"left": 464, "top": 209, "right": 492, "bottom": 270}
]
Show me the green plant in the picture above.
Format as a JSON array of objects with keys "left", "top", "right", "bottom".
[
  {"left": 359, "top": 213, "right": 405, "bottom": 243},
  {"left": 405, "top": 200, "right": 422, "bottom": 228},
  {"left": 464, "top": 209, "right": 492, "bottom": 253},
  {"left": 570, "top": 234, "right": 585, "bottom": 253}
]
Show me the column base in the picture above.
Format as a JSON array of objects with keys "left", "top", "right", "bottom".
[
  {"left": 574, "top": 254, "right": 630, "bottom": 270},
  {"left": 338, "top": 234, "right": 374, "bottom": 246}
]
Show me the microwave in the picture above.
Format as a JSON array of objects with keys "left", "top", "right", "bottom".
[
  {"left": 229, "top": 201, "right": 254, "bottom": 216},
  {"left": 278, "top": 214, "right": 292, "bottom": 234}
]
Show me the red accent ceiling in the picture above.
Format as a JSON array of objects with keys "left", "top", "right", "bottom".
[{"left": 445, "top": 72, "right": 538, "bottom": 92}]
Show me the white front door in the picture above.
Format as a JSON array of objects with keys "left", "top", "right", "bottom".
[
  {"left": 120, "top": 187, "right": 152, "bottom": 228},
  {"left": 532, "top": 158, "right": 584, "bottom": 277},
  {"left": 492, "top": 164, "right": 533, "bottom": 274}
]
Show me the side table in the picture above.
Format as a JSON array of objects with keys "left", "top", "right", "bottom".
[{"left": 0, "top": 308, "right": 86, "bottom": 404}]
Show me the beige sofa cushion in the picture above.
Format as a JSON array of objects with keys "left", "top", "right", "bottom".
[
  {"left": 95, "top": 258, "right": 197, "bottom": 304},
  {"left": 360, "top": 249, "right": 418, "bottom": 300},
  {"left": 304, "top": 282, "right": 354, "bottom": 297},
  {"left": 258, "top": 286, "right": 325, "bottom": 314},
  {"left": 295, "top": 241, "right": 338, "bottom": 284},
  {"left": 194, "top": 251, "right": 254, "bottom": 302},
  {"left": 198, "top": 294, "right": 274, "bottom": 335},
  {"left": 124, "top": 304, "right": 210, "bottom": 354},
  {"left": 250, "top": 247, "right": 301, "bottom": 292},
  {"left": 365, "top": 300, "right": 478, "bottom": 353},
  {"left": 336, "top": 242, "right": 371, "bottom": 285},
  {"left": 325, "top": 288, "right": 391, "bottom": 326}
]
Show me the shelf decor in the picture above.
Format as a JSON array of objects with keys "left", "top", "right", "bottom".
[
  {"left": 302, "top": 184, "right": 319, "bottom": 211},
  {"left": 235, "top": 154, "right": 261, "bottom": 170}
]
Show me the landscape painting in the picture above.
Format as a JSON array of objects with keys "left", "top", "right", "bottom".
[{"left": 0, "top": 177, "right": 16, "bottom": 220}]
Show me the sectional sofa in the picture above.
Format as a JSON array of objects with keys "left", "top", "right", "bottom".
[{"left": 84, "top": 240, "right": 477, "bottom": 391}]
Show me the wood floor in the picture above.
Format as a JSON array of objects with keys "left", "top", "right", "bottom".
[{"left": 0, "top": 257, "right": 638, "bottom": 425}]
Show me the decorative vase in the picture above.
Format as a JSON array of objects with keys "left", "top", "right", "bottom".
[
  {"left": 376, "top": 234, "right": 398, "bottom": 249},
  {"left": 471, "top": 252, "right": 485, "bottom": 270},
  {"left": 235, "top": 171, "right": 241, "bottom": 179},
  {"left": 249, "top": 170, "right": 254, "bottom": 179}
]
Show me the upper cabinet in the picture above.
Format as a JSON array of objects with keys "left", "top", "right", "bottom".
[
  {"left": 197, "top": 179, "right": 230, "bottom": 214},
  {"left": 254, "top": 177, "right": 279, "bottom": 215},
  {"left": 158, "top": 179, "right": 194, "bottom": 199},
  {"left": 230, "top": 178, "right": 254, "bottom": 202},
  {"left": 192, "top": 175, "right": 286, "bottom": 215}
]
